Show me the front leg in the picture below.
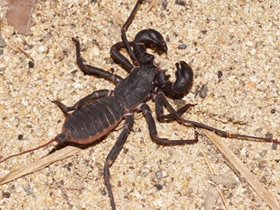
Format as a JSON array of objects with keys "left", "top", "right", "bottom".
[{"left": 156, "top": 61, "right": 193, "bottom": 99}]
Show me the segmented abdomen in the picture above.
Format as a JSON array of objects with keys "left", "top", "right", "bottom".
[{"left": 63, "top": 96, "right": 125, "bottom": 144}]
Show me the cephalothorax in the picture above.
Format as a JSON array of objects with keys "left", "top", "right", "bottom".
[{"left": 1, "top": 1, "right": 279, "bottom": 209}]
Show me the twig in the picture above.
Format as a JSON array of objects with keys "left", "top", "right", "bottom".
[
  {"left": 202, "top": 151, "right": 230, "bottom": 210},
  {"left": 203, "top": 129, "right": 280, "bottom": 210}
]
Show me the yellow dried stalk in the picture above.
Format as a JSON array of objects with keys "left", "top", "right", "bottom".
[
  {"left": 0, "top": 146, "right": 81, "bottom": 185},
  {"left": 203, "top": 129, "right": 280, "bottom": 210}
]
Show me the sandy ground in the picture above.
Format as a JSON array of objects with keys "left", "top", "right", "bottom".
[{"left": 0, "top": 0, "right": 280, "bottom": 209}]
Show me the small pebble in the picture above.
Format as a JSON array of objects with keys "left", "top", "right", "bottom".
[
  {"left": 2, "top": 191, "right": 11, "bottom": 198},
  {"left": 178, "top": 43, "right": 187, "bottom": 50},
  {"left": 0, "top": 35, "right": 6, "bottom": 48},
  {"left": 154, "top": 184, "right": 163, "bottom": 190},
  {"left": 199, "top": 84, "right": 208, "bottom": 98},
  {"left": 218, "top": 70, "right": 223, "bottom": 79},
  {"left": 175, "top": 0, "right": 186, "bottom": 6},
  {"left": 28, "top": 61, "right": 35, "bottom": 68}
]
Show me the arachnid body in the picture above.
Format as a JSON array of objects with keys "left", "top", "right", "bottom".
[{"left": 1, "top": 0, "right": 279, "bottom": 209}]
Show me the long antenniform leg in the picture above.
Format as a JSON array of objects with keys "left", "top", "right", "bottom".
[{"left": 156, "top": 92, "right": 279, "bottom": 143}]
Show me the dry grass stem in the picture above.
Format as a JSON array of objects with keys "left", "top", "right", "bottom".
[{"left": 203, "top": 129, "right": 280, "bottom": 210}]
